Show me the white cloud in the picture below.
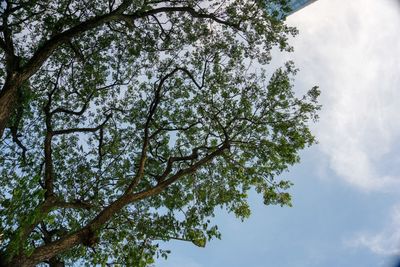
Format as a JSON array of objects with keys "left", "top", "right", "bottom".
[
  {"left": 287, "top": 0, "right": 400, "bottom": 191},
  {"left": 346, "top": 204, "right": 400, "bottom": 255}
]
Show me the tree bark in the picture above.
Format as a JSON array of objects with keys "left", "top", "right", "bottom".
[{"left": 0, "top": 76, "right": 20, "bottom": 138}]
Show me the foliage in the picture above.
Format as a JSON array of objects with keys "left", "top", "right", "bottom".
[{"left": 0, "top": 0, "right": 319, "bottom": 266}]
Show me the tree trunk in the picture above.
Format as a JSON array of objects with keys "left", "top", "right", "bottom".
[{"left": 0, "top": 77, "right": 19, "bottom": 139}]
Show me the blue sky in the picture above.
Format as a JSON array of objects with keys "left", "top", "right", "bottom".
[{"left": 156, "top": 0, "right": 400, "bottom": 266}]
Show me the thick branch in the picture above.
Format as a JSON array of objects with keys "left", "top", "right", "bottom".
[
  {"left": 126, "top": 67, "right": 181, "bottom": 192},
  {"left": 18, "top": 0, "right": 132, "bottom": 81},
  {"left": 52, "top": 115, "right": 111, "bottom": 136},
  {"left": 1, "top": 3, "right": 17, "bottom": 72},
  {"left": 121, "top": 6, "right": 239, "bottom": 29},
  {"left": 20, "top": 5, "right": 237, "bottom": 82},
  {"left": 9, "top": 103, "right": 27, "bottom": 162},
  {"left": 15, "top": 142, "right": 229, "bottom": 267},
  {"left": 0, "top": 38, "right": 7, "bottom": 52},
  {"left": 155, "top": 146, "right": 211, "bottom": 182},
  {"left": 174, "top": 67, "right": 204, "bottom": 89},
  {"left": 43, "top": 67, "right": 64, "bottom": 198}
]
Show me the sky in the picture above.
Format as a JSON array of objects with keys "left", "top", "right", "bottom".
[{"left": 156, "top": 0, "right": 400, "bottom": 266}]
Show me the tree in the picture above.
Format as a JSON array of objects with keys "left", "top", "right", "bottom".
[{"left": 0, "top": 0, "right": 319, "bottom": 266}]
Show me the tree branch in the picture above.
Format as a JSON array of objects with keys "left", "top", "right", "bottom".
[
  {"left": 52, "top": 115, "right": 111, "bottom": 136},
  {"left": 9, "top": 103, "right": 27, "bottom": 162},
  {"left": 19, "top": 4, "right": 238, "bottom": 82},
  {"left": 1, "top": 1, "right": 18, "bottom": 72},
  {"left": 19, "top": 0, "right": 132, "bottom": 81},
  {"left": 0, "top": 38, "right": 7, "bottom": 52},
  {"left": 121, "top": 6, "right": 239, "bottom": 30},
  {"left": 18, "top": 141, "right": 229, "bottom": 267},
  {"left": 155, "top": 145, "right": 213, "bottom": 182},
  {"left": 126, "top": 67, "right": 181, "bottom": 193},
  {"left": 43, "top": 68, "right": 64, "bottom": 199}
]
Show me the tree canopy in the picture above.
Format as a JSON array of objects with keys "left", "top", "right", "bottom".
[{"left": 0, "top": 0, "right": 319, "bottom": 266}]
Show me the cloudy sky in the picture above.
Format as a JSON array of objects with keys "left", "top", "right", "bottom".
[{"left": 157, "top": 0, "right": 400, "bottom": 266}]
